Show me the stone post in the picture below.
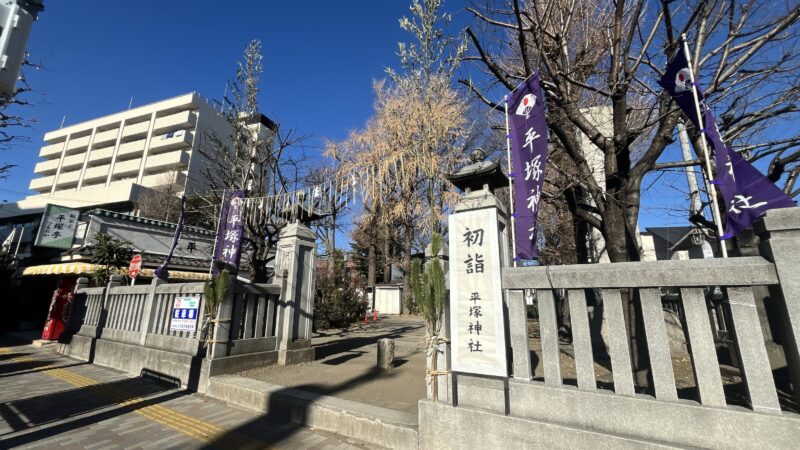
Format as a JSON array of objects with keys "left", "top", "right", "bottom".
[
  {"left": 96, "top": 274, "right": 123, "bottom": 338},
  {"left": 139, "top": 277, "right": 166, "bottom": 346},
  {"left": 66, "top": 277, "right": 90, "bottom": 332},
  {"left": 74, "top": 277, "right": 89, "bottom": 293},
  {"left": 444, "top": 152, "right": 513, "bottom": 410},
  {"left": 378, "top": 338, "right": 395, "bottom": 372},
  {"left": 755, "top": 207, "right": 800, "bottom": 405},
  {"left": 449, "top": 188, "right": 511, "bottom": 385},
  {"left": 275, "top": 221, "right": 317, "bottom": 365}
]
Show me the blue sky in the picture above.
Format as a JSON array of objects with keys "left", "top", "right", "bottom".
[
  {"left": 0, "top": 0, "right": 717, "bottom": 231},
  {"left": 0, "top": 1, "right": 448, "bottom": 198}
]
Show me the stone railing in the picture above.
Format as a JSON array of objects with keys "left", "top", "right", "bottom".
[
  {"left": 224, "top": 283, "right": 283, "bottom": 356},
  {"left": 499, "top": 256, "right": 797, "bottom": 447},
  {"left": 420, "top": 205, "right": 800, "bottom": 449},
  {"left": 62, "top": 275, "right": 291, "bottom": 390},
  {"left": 59, "top": 222, "right": 318, "bottom": 391}
]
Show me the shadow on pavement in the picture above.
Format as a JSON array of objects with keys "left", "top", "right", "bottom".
[
  {"left": 0, "top": 359, "right": 56, "bottom": 376},
  {"left": 314, "top": 325, "right": 420, "bottom": 361},
  {"left": 0, "top": 353, "right": 30, "bottom": 362},
  {"left": 0, "top": 376, "right": 180, "bottom": 439},
  {"left": 0, "top": 361, "right": 89, "bottom": 380},
  {"left": 203, "top": 366, "right": 388, "bottom": 449},
  {"left": 322, "top": 351, "right": 366, "bottom": 365}
]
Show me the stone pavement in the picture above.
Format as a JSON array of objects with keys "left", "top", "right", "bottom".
[
  {"left": 0, "top": 334, "right": 374, "bottom": 449},
  {"left": 239, "top": 316, "right": 428, "bottom": 415}
]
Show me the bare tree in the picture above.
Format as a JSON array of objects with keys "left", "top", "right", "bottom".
[
  {"left": 0, "top": 64, "right": 39, "bottom": 178},
  {"left": 463, "top": 0, "right": 800, "bottom": 263},
  {"left": 304, "top": 166, "right": 349, "bottom": 259},
  {"left": 193, "top": 39, "right": 310, "bottom": 282},
  {"left": 134, "top": 171, "right": 182, "bottom": 222},
  {"left": 329, "top": 0, "right": 470, "bottom": 310},
  {"left": 461, "top": 0, "right": 800, "bottom": 376}
]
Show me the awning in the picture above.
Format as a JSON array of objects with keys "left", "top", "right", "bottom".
[
  {"left": 140, "top": 268, "right": 210, "bottom": 281},
  {"left": 22, "top": 263, "right": 211, "bottom": 281},
  {"left": 22, "top": 263, "right": 95, "bottom": 276}
]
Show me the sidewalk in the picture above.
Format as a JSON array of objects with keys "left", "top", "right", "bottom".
[
  {"left": 239, "top": 316, "right": 428, "bottom": 415},
  {"left": 0, "top": 333, "right": 373, "bottom": 449}
]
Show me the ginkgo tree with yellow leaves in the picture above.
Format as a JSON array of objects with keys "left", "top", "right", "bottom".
[{"left": 327, "top": 0, "right": 469, "bottom": 313}]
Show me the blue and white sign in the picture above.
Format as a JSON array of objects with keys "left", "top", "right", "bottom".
[{"left": 170, "top": 295, "right": 200, "bottom": 332}]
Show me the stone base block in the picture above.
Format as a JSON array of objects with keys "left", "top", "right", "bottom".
[
  {"left": 418, "top": 400, "right": 671, "bottom": 450},
  {"left": 206, "top": 350, "right": 279, "bottom": 377},
  {"left": 508, "top": 379, "right": 800, "bottom": 449},
  {"left": 31, "top": 339, "right": 57, "bottom": 348},
  {"left": 206, "top": 375, "right": 418, "bottom": 450},
  {"left": 57, "top": 333, "right": 95, "bottom": 361},
  {"left": 279, "top": 347, "right": 315, "bottom": 365}
]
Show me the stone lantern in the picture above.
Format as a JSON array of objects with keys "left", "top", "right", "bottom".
[
  {"left": 445, "top": 148, "right": 511, "bottom": 265},
  {"left": 446, "top": 148, "right": 509, "bottom": 196}
]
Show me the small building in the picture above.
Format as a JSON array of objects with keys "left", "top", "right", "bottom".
[
  {"left": 3, "top": 209, "right": 215, "bottom": 332},
  {"left": 0, "top": 92, "right": 278, "bottom": 331},
  {"left": 642, "top": 226, "right": 718, "bottom": 261}
]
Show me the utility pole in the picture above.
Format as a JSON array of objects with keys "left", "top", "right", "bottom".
[
  {"left": 0, "top": 0, "right": 45, "bottom": 96},
  {"left": 677, "top": 121, "right": 715, "bottom": 259}
]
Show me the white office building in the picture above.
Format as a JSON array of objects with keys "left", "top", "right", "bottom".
[{"left": 2, "top": 92, "right": 276, "bottom": 218}]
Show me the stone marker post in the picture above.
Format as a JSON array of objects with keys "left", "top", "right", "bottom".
[
  {"left": 444, "top": 150, "right": 512, "bottom": 393},
  {"left": 96, "top": 274, "right": 124, "bottom": 338},
  {"left": 66, "top": 277, "right": 89, "bottom": 333},
  {"left": 378, "top": 338, "right": 395, "bottom": 372},
  {"left": 139, "top": 277, "right": 166, "bottom": 346},
  {"left": 275, "top": 221, "right": 317, "bottom": 365},
  {"left": 755, "top": 207, "right": 800, "bottom": 405}
]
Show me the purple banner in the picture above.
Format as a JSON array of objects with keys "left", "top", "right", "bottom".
[
  {"left": 154, "top": 195, "right": 187, "bottom": 280},
  {"left": 703, "top": 109, "right": 795, "bottom": 238},
  {"left": 508, "top": 74, "right": 549, "bottom": 260},
  {"left": 213, "top": 190, "right": 246, "bottom": 274},
  {"left": 211, "top": 190, "right": 230, "bottom": 273},
  {"left": 658, "top": 46, "right": 703, "bottom": 129}
]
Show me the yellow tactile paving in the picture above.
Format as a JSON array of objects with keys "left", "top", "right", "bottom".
[{"left": 0, "top": 347, "right": 272, "bottom": 449}]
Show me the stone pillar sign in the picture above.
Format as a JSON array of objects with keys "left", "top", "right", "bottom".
[
  {"left": 275, "top": 219, "right": 317, "bottom": 365},
  {"left": 448, "top": 207, "right": 507, "bottom": 377}
]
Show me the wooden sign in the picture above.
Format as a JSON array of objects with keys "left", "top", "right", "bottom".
[{"left": 448, "top": 207, "right": 508, "bottom": 377}]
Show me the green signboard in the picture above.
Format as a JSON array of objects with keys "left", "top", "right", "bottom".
[{"left": 34, "top": 204, "right": 80, "bottom": 249}]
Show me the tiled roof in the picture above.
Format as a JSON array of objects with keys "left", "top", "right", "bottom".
[
  {"left": 64, "top": 245, "right": 210, "bottom": 268},
  {"left": 87, "top": 209, "right": 214, "bottom": 236}
]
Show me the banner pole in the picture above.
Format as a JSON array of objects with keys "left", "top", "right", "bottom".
[
  {"left": 681, "top": 35, "right": 728, "bottom": 258},
  {"left": 209, "top": 190, "right": 226, "bottom": 275},
  {"left": 504, "top": 95, "right": 518, "bottom": 268}
]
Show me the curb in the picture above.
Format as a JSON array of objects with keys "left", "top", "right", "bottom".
[{"left": 205, "top": 375, "right": 419, "bottom": 450}]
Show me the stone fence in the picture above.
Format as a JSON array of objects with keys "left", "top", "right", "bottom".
[
  {"left": 420, "top": 206, "right": 800, "bottom": 449},
  {"left": 58, "top": 221, "right": 317, "bottom": 392}
]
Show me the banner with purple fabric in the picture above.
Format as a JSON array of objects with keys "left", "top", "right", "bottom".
[
  {"left": 658, "top": 47, "right": 703, "bottom": 128},
  {"left": 214, "top": 190, "right": 246, "bottom": 273},
  {"left": 702, "top": 109, "right": 795, "bottom": 238},
  {"left": 154, "top": 195, "right": 187, "bottom": 280},
  {"left": 211, "top": 190, "right": 230, "bottom": 275},
  {"left": 508, "top": 74, "right": 549, "bottom": 260}
]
